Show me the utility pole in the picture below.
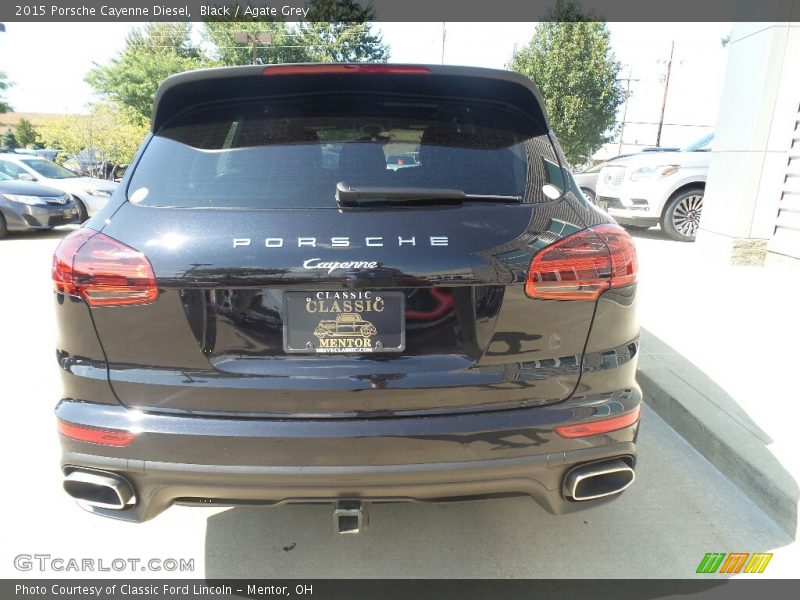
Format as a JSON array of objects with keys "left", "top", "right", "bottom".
[
  {"left": 617, "top": 66, "right": 640, "bottom": 155},
  {"left": 656, "top": 40, "right": 675, "bottom": 147},
  {"left": 234, "top": 31, "right": 273, "bottom": 65},
  {"left": 441, "top": 22, "right": 446, "bottom": 65}
]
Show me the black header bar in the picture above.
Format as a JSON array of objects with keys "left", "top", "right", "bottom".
[
  {"left": 2, "top": 0, "right": 800, "bottom": 23},
  {"left": 4, "top": 579, "right": 800, "bottom": 600}
]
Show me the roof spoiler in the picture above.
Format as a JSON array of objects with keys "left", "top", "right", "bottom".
[{"left": 150, "top": 63, "right": 551, "bottom": 134}]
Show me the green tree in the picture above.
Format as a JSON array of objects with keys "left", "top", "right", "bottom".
[
  {"left": 86, "top": 23, "right": 206, "bottom": 121},
  {"left": 508, "top": 0, "right": 625, "bottom": 165},
  {"left": 298, "top": 0, "right": 389, "bottom": 63},
  {"left": 0, "top": 71, "right": 12, "bottom": 113},
  {"left": 202, "top": 0, "right": 388, "bottom": 66},
  {"left": 2, "top": 130, "right": 17, "bottom": 149},
  {"left": 14, "top": 118, "right": 38, "bottom": 147},
  {"left": 37, "top": 103, "right": 149, "bottom": 166}
]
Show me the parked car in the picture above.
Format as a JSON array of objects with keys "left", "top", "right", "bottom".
[
  {"left": 641, "top": 146, "right": 681, "bottom": 153},
  {"left": 0, "top": 171, "right": 79, "bottom": 238},
  {"left": 573, "top": 161, "right": 611, "bottom": 204},
  {"left": 574, "top": 146, "right": 685, "bottom": 204},
  {"left": 14, "top": 148, "right": 63, "bottom": 162},
  {"left": 53, "top": 64, "right": 641, "bottom": 529},
  {"left": 62, "top": 147, "right": 121, "bottom": 180},
  {"left": 0, "top": 153, "right": 117, "bottom": 221},
  {"left": 595, "top": 132, "right": 713, "bottom": 241}
]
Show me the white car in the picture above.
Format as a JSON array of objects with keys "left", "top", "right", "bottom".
[
  {"left": 595, "top": 133, "right": 712, "bottom": 241},
  {"left": 0, "top": 153, "right": 117, "bottom": 221}
]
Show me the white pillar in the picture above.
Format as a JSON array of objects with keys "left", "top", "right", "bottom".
[{"left": 696, "top": 22, "right": 800, "bottom": 264}]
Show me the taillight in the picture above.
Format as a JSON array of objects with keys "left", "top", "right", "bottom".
[
  {"left": 525, "top": 224, "right": 638, "bottom": 300},
  {"left": 263, "top": 64, "right": 431, "bottom": 76},
  {"left": 57, "top": 420, "right": 135, "bottom": 446},
  {"left": 555, "top": 406, "right": 641, "bottom": 438},
  {"left": 52, "top": 229, "right": 158, "bottom": 307}
]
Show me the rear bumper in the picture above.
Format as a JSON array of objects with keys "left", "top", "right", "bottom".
[
  {"left": 63, "top": 442, "right": 636, "bottom": 522},
  {"left": 56, "top": 387, "right": 641, "bottom": 522}
]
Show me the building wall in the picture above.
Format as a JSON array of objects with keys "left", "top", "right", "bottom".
[{"left": 696, "top": 22, "right": 800, "bottom": 263}]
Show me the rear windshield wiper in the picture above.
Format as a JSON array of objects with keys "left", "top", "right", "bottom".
[{"left": 335, "top": 182, "right": 522, "bottom": 207}]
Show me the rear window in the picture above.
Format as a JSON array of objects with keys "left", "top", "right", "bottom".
[{"left": 129, "top": 93, "right": 559, "bottom": 209}]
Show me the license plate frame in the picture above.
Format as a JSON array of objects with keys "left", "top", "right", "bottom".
[{"left": 283, "top": 291, "right": 405, "bottom": 354}]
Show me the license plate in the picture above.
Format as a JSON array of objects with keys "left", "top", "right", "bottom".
[{"left": 283, "top": 291, "right": 405, "bottom": 354}]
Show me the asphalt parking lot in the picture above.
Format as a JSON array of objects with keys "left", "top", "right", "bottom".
[{"left": 0, "top": 226, "right": 793, "bottom": 578}]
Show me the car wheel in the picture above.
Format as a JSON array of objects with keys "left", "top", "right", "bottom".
[
  {"left": 580, "top": 188, "right": 596, "bottom": 204},
  {"left": 661, "top": 188, "right": 704, "bottom": 242},
  {"left": 0, "top": 213, "right": 7, "bottom": 239},
  {"left": 73, "top": 197, "right": 89, "bottom": 222},
  {"left": 360, "top": 324, "right": 377, "bottom": 337}
]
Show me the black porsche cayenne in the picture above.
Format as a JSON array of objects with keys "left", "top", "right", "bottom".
[{"left": 53, "top": 65, "right": 640, "bottom": 528}]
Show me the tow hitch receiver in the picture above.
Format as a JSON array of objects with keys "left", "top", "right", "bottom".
[{"left": 334, "top": 500, "right": 368, "bottom": 534}]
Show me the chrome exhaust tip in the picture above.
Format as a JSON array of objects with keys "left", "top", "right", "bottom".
[
  {"left": 334, "top": 500, "right": 368, "bottom": 534},
  {"left": 564, "top": 458, "right": 635, "bottom": 501},
  {"left": 63, "top": 470, "right": 134, "bottom": 510}
]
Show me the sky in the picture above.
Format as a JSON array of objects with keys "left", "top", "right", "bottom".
[{"left": 0, "top": 21, "right": 731, "bottom": 154}]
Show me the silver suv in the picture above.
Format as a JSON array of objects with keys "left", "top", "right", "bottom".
[{"left": 595, "top": 133, "right": 713, "bottom": 241}]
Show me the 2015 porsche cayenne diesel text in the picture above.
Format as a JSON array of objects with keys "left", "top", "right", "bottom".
[{"left": 53, "top": 65, "right": 641, "bottom": 529}]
